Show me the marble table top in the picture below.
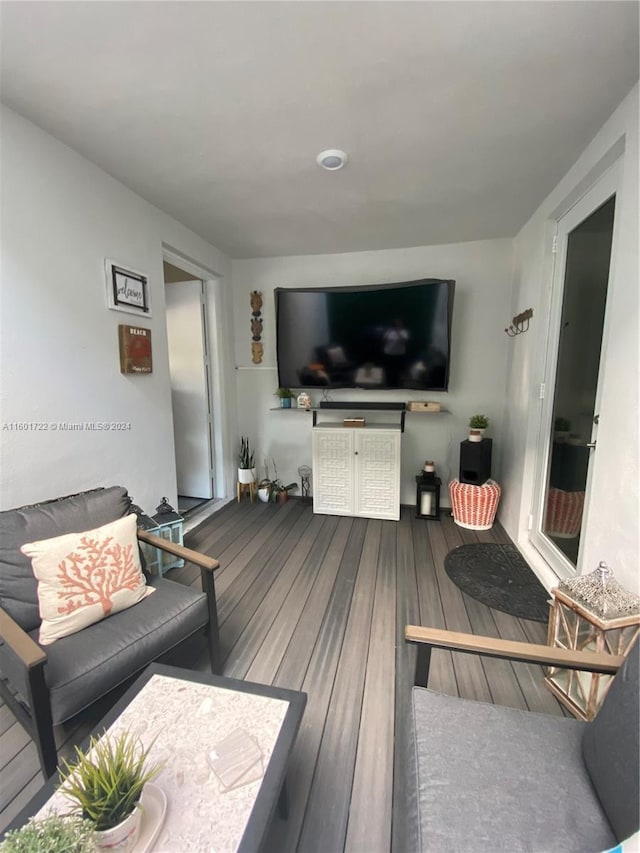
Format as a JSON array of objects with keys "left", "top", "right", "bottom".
[{"left": 36, "top": 673, "right": 291, "bottom": 852}]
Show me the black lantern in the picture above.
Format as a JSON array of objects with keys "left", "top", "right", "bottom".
[{"left": 415, "top": 475, "right": 441, "bottom": 520}]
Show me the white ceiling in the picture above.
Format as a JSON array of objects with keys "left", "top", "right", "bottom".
[{"left": 1, "top": 1, "right": 638, "bottom": 259}]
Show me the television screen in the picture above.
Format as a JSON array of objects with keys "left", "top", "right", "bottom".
[{"left": 275, "top": 278, "right": 455, "bottom": 391}]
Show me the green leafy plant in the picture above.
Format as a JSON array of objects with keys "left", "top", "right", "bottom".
[
  {"left": 274, "top": 387, "right": 295, "bottom": 399},
  {"left": 259, "top": 459, "right": 298, "bottom": 501},
  {"left": 238, "top": 436, "right": 255, "bottom": 469},
  {"left": 0, "top": 814, "right": 96, "bottom": 852},
  {"left": 59, "top": 731, "right": 162, "bottom": 832},
  {"left": 554, "top": 416, "right": 571, "bottom": 432},
  {"left": 469, "top": 414, "right": 489, "bottom": 429}
]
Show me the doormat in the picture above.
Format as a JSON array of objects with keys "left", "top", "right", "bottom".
[{"left": 444, "top": 543, "right": 549, "bottom": 622}]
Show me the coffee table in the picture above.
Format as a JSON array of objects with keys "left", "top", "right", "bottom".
[{"left": 5, "top": 664, "right": 307, "bottom": 852}]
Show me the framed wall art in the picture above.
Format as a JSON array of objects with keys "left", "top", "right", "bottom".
[
  {"left": 118, "top": 324, "right": 153, "bottom": 374},
  {"left": 105, "top": 259, "right": 151, "bottom": 316}
]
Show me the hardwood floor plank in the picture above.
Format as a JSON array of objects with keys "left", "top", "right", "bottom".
[
  {"left": 245, "top": 515, "right": 340, "bottom": 685},
  {"left": 0, "top": 767, "right": 44, "bottom": 832},
  {"left": 345, "top": 521, "right": 396, "bottom": 853},
  {"left": 410, "top": 515, "right": 457, "bottom": 695},
  {"left": 298, "top": 520, "right": 382, "bottom": 853},
  {"left": 391, "top": 511, "right": 421, "bottom": 853},
  {"left": 265, "top": 518, "right": 367, "bottom": 853},
  {"left": 223, "top": 511, "right": 327, "bottom": 678}
]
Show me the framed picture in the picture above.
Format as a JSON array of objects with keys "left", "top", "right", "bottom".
[
  {"left": 118, "top": 325, "right": 153, "bottom": 374},
  {"left": 105, "top": 260, "right": 151, "bottom": 316}
]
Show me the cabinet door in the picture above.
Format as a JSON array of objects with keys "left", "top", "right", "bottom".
[
  {"left": 355, "top": 430, "right": 401, "bottom": 521},
  {"left": 312, "top": 429, "right": 354, "bottom": 515}
]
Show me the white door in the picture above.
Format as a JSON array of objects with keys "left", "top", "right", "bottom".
[
  {"left": 530, "top": 164, "right": 619, "bottom": 577},
  {"left": 312, "top": 428, "right": 354, "bottom": 515},
  {"left": 355, "top": 429, "right": 401, "bottom": 521},
  {"left": 165, "top": 280, "right": 213, "bottom": 499}
]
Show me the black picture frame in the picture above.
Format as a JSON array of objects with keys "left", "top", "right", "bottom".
[{"left": 105, "top": 260, "right": 151, "bottom": 316}]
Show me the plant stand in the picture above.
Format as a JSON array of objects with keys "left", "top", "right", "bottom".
[{"left": 237, "top": 480, "right": 257, "bottom": 503}]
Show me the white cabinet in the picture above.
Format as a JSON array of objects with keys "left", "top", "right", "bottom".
[{"left": 312, "top": 425, "right": 401, "bottom": 521}]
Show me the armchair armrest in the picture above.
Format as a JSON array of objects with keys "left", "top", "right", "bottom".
[
  {"left": 137, "top": 529, "right": 220, "bottom": 573},
  {"left": 0, "top": 606, "right": 46, "bottom": 669},
  {"left": 405, "top": 625, "right": 625, "bottom": 687}
]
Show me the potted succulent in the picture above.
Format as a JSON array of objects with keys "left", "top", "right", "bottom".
[
  {"left": 275, "top": 388, "right": 295, "bottom": 409},
  {"left": 238, "top": 436, "right": 257, "bottom": 484},
  {"left": 0, "top": 814, "right": 96, "bottom": 852},
  {"left": 469, "top": 414, "right": 489, "bottom": 442},
  {"left": 58, "top": 731, "right": 162, "bottom": 852}
]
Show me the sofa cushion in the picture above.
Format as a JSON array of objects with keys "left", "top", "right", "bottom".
[
  {"left": 582, "top": 641, "right": 639, "bottom": 843},
  {"left": 0, "top": 487, "right": 131, "bottom": 631},
  {"left": 32, "top": 576, "right": 208, "bottom": 724},
  {"left": 412, "top": 687, "right": 616, "bottom": 853},
  {"left": 22, "top": 514, "right": 153, "bottom": 645}
]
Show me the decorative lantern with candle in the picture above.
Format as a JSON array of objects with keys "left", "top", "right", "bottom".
[
  {"left": 416, "top": 474, "right": 441, "bottom": 520},
  {"left": 545, "top": 561, "right": 640, "bottom": 720}
]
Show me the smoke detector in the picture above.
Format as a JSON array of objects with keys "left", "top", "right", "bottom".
[{"left": 316, "top": 149, "right": 349, "bottom": 171}]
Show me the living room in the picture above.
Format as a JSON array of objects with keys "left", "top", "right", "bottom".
[{"left": 0, "top": 2, "right": 638, "bottom": 850}]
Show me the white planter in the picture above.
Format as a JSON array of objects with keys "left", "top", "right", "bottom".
[
  {"left": 257, "top": 487, "right": 270, "bottom": 503},
  {"left": 95, "top": 804, "right": 142, "bottom": 852},
  {"left": 238, "top": 467, "right": 257, "bottom": 484},
  {"left": 468, "top": 429, "right": 484, "bottom": 442}
]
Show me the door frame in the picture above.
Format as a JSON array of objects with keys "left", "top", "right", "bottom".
[
  {"left": 529, "top": 161, "right": 621, "bottom": 578},
  {"left": 162, "top": 247, "right": 226, "bottom": 499}
]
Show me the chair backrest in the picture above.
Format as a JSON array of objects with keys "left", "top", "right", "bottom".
[
  {"left": 0, "top": 487, "right": 131, "bottom": 631},
  {"left": 582, "top": 639, "right": 639, "bottom": 842}
]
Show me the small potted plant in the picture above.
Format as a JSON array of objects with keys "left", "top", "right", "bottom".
[
  {"left": 257, "top": 459, "right": 298, "bottom": 503},
  {"left": 275, "top": 388, "right": 295, "bottom": 409},
  {"left": 0, "top": 814, "right": 96, "bottom": 852},
  {"left": 59, "top": 731, "right": 162, "bottom": 852},
  {"left": 469, "top": 414, "right": 489, "bottom": 442},
  {"left": 238, "top": 436, "right": 257, "bottom": 484}
]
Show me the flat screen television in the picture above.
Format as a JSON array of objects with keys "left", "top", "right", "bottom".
[{"left": 275, "top": 278, "right": 455, "bottom": 391}]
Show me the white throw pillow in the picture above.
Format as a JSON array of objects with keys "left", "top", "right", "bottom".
[{"left": 21, "top": 514, "right": 154, "bottom": 645}]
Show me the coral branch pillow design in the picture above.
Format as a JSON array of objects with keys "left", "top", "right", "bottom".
[{"left": 21, "top": 514, "right": 154, "bottom": 645}]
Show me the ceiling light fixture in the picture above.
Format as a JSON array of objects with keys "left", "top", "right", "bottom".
[{"left": 316, "top": 149, "right": 349, "bottom": 171}]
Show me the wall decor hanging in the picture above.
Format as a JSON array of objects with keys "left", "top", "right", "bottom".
[
  {"left": 118, "top": 324, "right": 153, "bottom": 374},
  {"left": 505, "top": 308, "right": 533, "bottom": 336},
  {"left": 250, "top": 290, "right": 263, "bottom": 363},
  {"left": 105, "top": 259, "right": 151, "bottom": 316}
]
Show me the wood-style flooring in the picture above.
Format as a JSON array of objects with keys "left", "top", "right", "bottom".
[{"left": 0, "top": 500, "right": 565, "bottom": 850}]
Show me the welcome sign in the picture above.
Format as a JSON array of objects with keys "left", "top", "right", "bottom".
[{"left": 106, "top": 260, "right": 151, "bottom": 317}]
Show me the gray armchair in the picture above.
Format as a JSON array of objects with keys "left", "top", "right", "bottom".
[
  {"left": 0, "top": 486, "right": 220, "bottom": 779},
  {"left": 405, "top": 625, "right": 638, "bottom": 852}
]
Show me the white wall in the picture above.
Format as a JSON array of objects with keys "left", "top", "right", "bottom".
[
  {"left": 0, "top": 106, "right": 235, "bottom": 514},
  {"left": 501, "top": 85, "right": 639, "bottom": 593},
  {"left": 232, "top": 240, "right": 513, "bottom": 505}
]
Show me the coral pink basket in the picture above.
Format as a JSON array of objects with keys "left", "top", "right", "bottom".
[{"left": 449, "top": 479, "right": 502, "bottom": 530}]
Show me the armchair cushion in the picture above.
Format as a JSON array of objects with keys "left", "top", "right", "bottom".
[
  {"left": 32, "top": 576, "right": 209, "bottom": 724},
  {"left": 412, "top": 688, "right": 616, "bottom": 853},
  {"left": 0, "top": 487, "right": 131, "bottom": 632}
]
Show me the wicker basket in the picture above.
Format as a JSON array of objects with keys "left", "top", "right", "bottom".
[
  {"left": 545, "top": 488, "right": 584, "bottom": 538},
  {"left": 449, "top": 478, "right": 501, "bottom": 530}
]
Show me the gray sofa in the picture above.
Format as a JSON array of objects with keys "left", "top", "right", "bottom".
[
  {"left": 407, "top": 628, "right": 639, "bottom": 852},
  {"left": 0, "top": 486, "right": 220, "bottom": 778}
]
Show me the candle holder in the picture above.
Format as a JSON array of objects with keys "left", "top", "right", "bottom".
[{"left": 416, "top": 475, "right": 441, "bottom": 520}]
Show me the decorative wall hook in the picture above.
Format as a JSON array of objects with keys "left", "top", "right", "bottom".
[{"left": 505, "top": 308, "right": 533, "bottom": 337}]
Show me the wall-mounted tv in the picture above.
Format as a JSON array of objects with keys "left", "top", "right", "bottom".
[{"left": 275, "top": 278, "right": 455, "bottom": 391}]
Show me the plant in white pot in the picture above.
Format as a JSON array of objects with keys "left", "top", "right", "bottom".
[
  {"left": 59, "top": 731, "right": 162, "bottom": 853},
  {"left": 238, "top": 436, "right": 257, "bottom": 484},
  {"left": 468, "top": 414, "right": 489, "bottom": 442},
  {"left": 0, "top": 813, "right": 96, "bottom": 852}
]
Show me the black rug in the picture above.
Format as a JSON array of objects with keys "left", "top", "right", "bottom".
[{"left": 444, "top": 543, "right": 549, "bottom": 622}]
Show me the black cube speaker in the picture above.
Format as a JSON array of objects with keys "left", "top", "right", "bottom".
[{"left": 459, "top": 438, "right": 492, "bottom": 485}]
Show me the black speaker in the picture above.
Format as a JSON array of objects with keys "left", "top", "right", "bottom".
[{"left": 459, "top": 438, "right": 492, "bottom": 485}]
